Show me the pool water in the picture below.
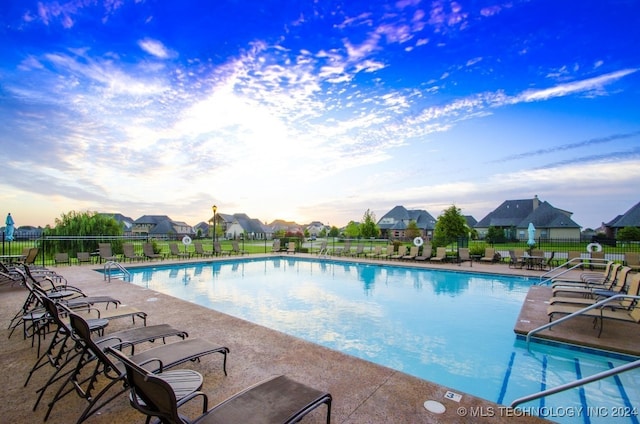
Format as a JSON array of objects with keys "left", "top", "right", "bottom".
[{"left": 124, "top": 257, "right": 639, "bottom": 423}]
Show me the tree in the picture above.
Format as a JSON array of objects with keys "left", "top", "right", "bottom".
[
  {"left": 486, "top": 226, "right": 505, "bottom": 243},
  {"left": 617, "top": 226, "right": 640, "bottom": 241},
  {"left": 344, "top": 221, "right": 360, "bottom": 238},
  {"left": 432, "top": 205, "right": 468, "bottom": 247},
  {"left": 360, "top": 209, "right": 380, "bottom": 238},
  {"left": 405, "top": 220, "right": 421, "bottom": 240},
  {"left": 46, "top": 211, "right": 123, "bottom": 255},
  {"left": 328, "top": 226, "right": 340, "bottom": 237}
]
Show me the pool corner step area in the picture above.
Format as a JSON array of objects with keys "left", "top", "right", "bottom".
[
  {"left": 498, "top": 343, "right": 640, "bottom": 424},
  {"left": 509, "top": 285, "right": 640, "bottom": 423}
]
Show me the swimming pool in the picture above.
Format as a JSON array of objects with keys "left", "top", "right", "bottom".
[{"left": 123, "top": 257, "right": 639, "bottom": 423}]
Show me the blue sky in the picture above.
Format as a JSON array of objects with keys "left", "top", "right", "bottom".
[{"left": 1, "top": 0, "right": 639, "bottom": 230}]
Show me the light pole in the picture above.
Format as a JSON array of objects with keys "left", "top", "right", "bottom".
[{"left": 211, "top": 205, "right": 217, "bottom": 250}]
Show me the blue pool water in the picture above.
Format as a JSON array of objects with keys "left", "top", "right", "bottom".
[{"left": 123, "top": 257, "right": 639, "bottom": 423}]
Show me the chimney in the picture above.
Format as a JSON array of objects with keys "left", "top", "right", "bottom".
[{"left": 533, "top": 195, "right": 540, "bottom": 209}]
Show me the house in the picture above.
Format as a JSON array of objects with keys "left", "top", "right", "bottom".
[
  {"left": 306, "top": 221, "right": 326, "bottom": 237},
  {"left": 192, "top": 222, "right": 211, "bottom": 238},
  {"left": 218, "top": 213, "right": 270, "bottom": 240},
  {"left": 100, "top": 213, "right": 135, "bottom": 235},
  {"left": 377, "top": 205, "right": 437, "bottom": 240},
  {"left": 131, "top": 215, "right": 193, "bottom": 239},
  {"left": 269, "top": 219, "right": 303, "bottom": 236},
  {"left": 601, "top": 200, "right": 640, "bottom": 238},
  {"left": 474, "top": 195, "right": 581, "bottom": 240}
]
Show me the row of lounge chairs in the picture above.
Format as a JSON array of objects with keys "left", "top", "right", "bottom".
[
  {"left": 4, "top": 263, "right": 333, "bottom": 423},
  {"left": 546, "top": 261, "right": 640, "bottom": 337}
]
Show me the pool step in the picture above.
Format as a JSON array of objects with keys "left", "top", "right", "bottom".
[{"left": 499, "top": 348, "right": 639, "bottom": 424}]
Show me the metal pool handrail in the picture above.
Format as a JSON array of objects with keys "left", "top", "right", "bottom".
[
  {"left": 537, "top": 257, "right": 609, "bottom": 285},
  {"left": 103, "top": 260, "right": 131, "bottom": 282},
  {"left": 510, "top": 357, "right": 640, "bottom": 409}
]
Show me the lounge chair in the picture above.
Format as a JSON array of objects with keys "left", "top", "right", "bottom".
[
  {"left": 390, "top": 245, "right": 407, "bottom": 260},
  {"left": 271, "top": 240, "right": 281, "bottom": 253},
  {"left": 549, "top": 266, "right": 632, "bottom": 307},
  {"left": 54, "top": 253, "right": 70, "bottom": 266},
  {"left": 169, "top": 242, "right": 191, "bottom": 259},
  {"left": 547, "top": 273, "right": 640, "bottom": 337},
  {"left": 458, "top": 248, "right": 471, "bottom": 265},
  {"left": 479, "top": 248, "right": 496, "bottom": 263},
  {"left": 109, "top": 352, "right": 333, "bottom": 424},
  {"left": 76, "top": 252, "right": 92, "bottom": 264},
  {"left": 98, "top": 243, "right": 119, "bottom": 262},
  {"left": 551, "top": 263, "right": 622, "bottom": 293},
  {"left": 430, "top": 247, "right": 447, "bottom": 262},
  {"left": 552, "top": 261, "right": 617, "bottom": 285},
  {"left": 122, "top": 243, "right": 144, "bottom": 262},
  {"left": 378, "top": 245, "right": 394, "bottom": 260},
  {"left": 143, "top": 242, "right": 164, "bottom": 260},
  {"left": 193, "top": 241, "right": 214, "bottom": 257},
  {"left": 624, "top": 252, "right": 640, "bottom": 271},
  {"left": 366, "top": 245, "right": 382, "bottom": 259},
  {"left": 335, "top": 241, "right": 351, "bottom": 256},
  {"left": 231, "top": 240, "right": 247, "bottom": 255},
  {"left": 351, "top": 244, "right": 365, "bottom": 257},
  {"left": 214, "top": 241, "right": 230, "bottom": 256},
  {"left": 414, "top": 245, "right": 432, "bottom": 261},
  {"left": 565, "top": 250, "right": 582, "bottom": 268},
  {"left": 43, "top": 311, "right": 230, "bottom": 423},
  {"left": 317, "top": 240, "right": 328, "bottom": 256},
  {"left": 286, "top": 241, "right": 296, "bottom": 254},
  {"left": 402, "top": 246, "right": 419, "bottom": 260}
]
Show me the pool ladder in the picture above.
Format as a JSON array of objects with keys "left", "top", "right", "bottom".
[
  {"left": 513, "top": 294, "right": 640, "bottom": 410},
  {"left": 103, "top": 260, "right": 131, "bottom": 282}
]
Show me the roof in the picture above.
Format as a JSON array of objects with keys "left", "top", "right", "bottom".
[
  {"left": 377, "top": 205, "right": 437, "bottom": 231},
  {"left": 133, "top": 215, "right": 172, "bottom": 224},
  {"left": 475, "top": 198, "right": 581, "bottom": 229},
  {"left": 605, "top": 200, "right": 640, "bottom": 228}
]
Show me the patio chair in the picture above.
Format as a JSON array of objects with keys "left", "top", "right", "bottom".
[
  {"left": 169, "top": 242, "right": 191, "bottom": 259},
  {"left": 214, "top": 241, "right": 231, "bottom": 256},
  {"left": 624, "top": 252, "right": 640, "bottom": 271},
  {"left": 98, "top": 243, "right": 119, "bottom": 262},
  {"left": 43, "top": 311, "right": 229, "bottom": 423},
  {"left": 143, "top": 242, "right": 164, "bottom": 260},
  {"left": 231, "top": 240, "right": 247, "bottom": 255},
  {"left": 565, "top": 250, "right": 582, "bottom": 268},
  {"left": 122, "top": 243, "right": 144, "bottom": 262},
  {"left": 390, "top": 245, "right": 407, "bottom": 260},
  {"left": 378, "top": 244, "right": 394, "bottom": 260},
  {"left": 76, "top": 251, "right": 92, "bottom": 264},
  {"left": 414, "top": 245, "right": 432, "bottom": 261},
  {"left": 54, "top": 253, "right": 70, "bottom": 266},
  {"left": 271, "top": 239, "right": 281, "bottom": 253},
  {"left": 549, "top": 266, "right": 632, "bottom": 307},
  {"left": 551, "top": 262, "right": 621, "bottom": 291},
  {"left": 29, "top": 296, "right": 189, "bottom": 411},
  {"left": 286, "top": 241, "right": 296, "bottom": 254},
  {"left": 109, "top": 354, "right": 332, "bottom": 424},
  {"left": 193, "top": 241, "right": 214, "bottom": 257},
  {"left": 366, "top": 245, "right": 382, "bottom": 259},
  {"left": 351, "top": 244, "right": 366, "bottom": 257},
  {"left": 457, "top": 248, "right": 471, "bottom": 266},
  {"left": 429, "top": 247, "right": 447, "bottom": 262},
  {"left": 552, "top": 264, "right": 625, "bottom": 297},
  {"left": 479, "top": 248, "right": 495, "bottom": 263},
  {"left": 402, "top": 246, "right": 419, "bottom": 260},
  {"left": 508, "top": 250, "right": 525, "bottom": 269},
  {"left": 547, "top": 273, "right": 640, "bottom": 337},
  {"left": 334, "top": 241, "right": 351, "bottom": 256}
]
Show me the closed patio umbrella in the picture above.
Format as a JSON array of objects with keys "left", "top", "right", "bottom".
[
  {"left": 527, "top": 222, "right": 535, "bottom": 247},
  {"left": 5, "top": 213, "right": 14, "bottom": 241}
]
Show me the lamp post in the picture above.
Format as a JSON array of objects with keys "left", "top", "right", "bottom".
[{"left": 212, "top": 205, "right": 217, "bottom": 249}]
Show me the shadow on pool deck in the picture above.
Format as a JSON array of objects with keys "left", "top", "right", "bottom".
[{"left": 4, "top": 254, "right": 619, "bottom": 424}]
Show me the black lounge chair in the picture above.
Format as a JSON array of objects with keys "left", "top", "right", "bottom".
[
  {"left": 143, "top": 242, "right": 164, "bottom": 260},
  {"left": 169, "top": 242, "right": 191, "bottom": 259},
  {"left": 123, "top": 243, "right": 145, "bottom": 261},
  {"left": 109, "top": 349, "right": 332, "bottom": 424},
  {"left": 29, "top": 296, "right": 189, "bottom": 411},
  {"left": 43, "top": 311, "right": 229, "bottom": 423},
  {"left": 98, "top": 243, "right": 119, "bottom": 262}
]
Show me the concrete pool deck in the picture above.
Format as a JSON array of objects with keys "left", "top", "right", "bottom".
[{"left": 2, "top": 254, "right": 635, "bottom": 423}]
